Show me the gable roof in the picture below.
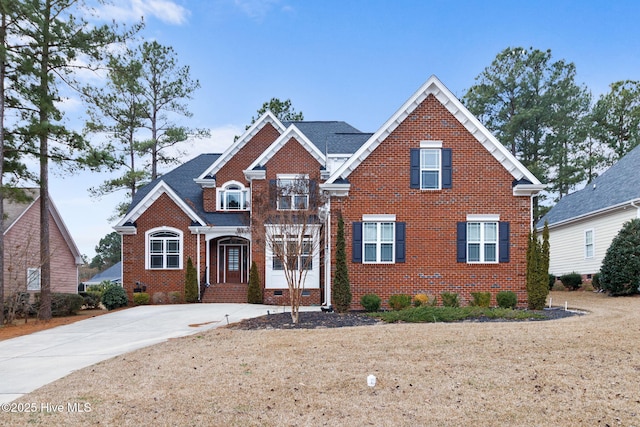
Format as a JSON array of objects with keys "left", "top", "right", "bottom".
[
  {"left": 283, "top": 121, "right": 372, "bottom": 155},
  {"left": 196, "top": 111, "right": 286, "bottom": 182},
  {"left": 3, "top": 188, "right": 83, "bottom": 265},
  {"left": 325, "top": 75, "right": 542, "bottom": 186},
  {"left": 116, "top": 154, "right": 249, "bottom": 229},
  {"left": 85, "top": 261, "right": 122, "bottom": 285},
  {"left": 539, "top": 144, "right": 640, "bottom": 228}
]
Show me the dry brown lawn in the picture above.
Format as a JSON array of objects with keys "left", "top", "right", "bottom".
[{"left": 2, "top": 291, "right": 640, "bottom": 426}]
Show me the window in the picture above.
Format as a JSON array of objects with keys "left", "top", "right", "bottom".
[
  {"left": 27, "top": 268, "right": 41, "bottom": 291},
  {"left": 276, "top": 176, "right": 309, "bottom": 210},
  {"left": 272, "top": 234, "right": 313, "bottom": 271},
  {"left": 147, "top": 229, "right": 182, "bottom": 269},
  {"left": 467, "top": 222, "right": 498, "bottom": 263},
  {"left": 217, "top": 181, "right": 249, "bottom": 211},
  {"left": 585, "top": 229, "right": 594, "bottom": 258},
  {"left": 364, "top": 222, "right": 395, "bottom": 263},
  {"left": 352, "top": 216, "right": 406, "bottom": 264},
  {"left": 457, "top": 219, "right": 509, "bottom": 264},
  {"left": 410, "top": 146, "right": 452, "bottom": 190}
]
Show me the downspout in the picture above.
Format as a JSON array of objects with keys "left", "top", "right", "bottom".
[
  {"left": 325, "top": 198, "right": 332, "bottom": 307},
  {"left": 632, "top": 199, "right": 640, "bottom": 218},
  {"left": 196, "top": 228, "right": 201, "bottom": 301}
]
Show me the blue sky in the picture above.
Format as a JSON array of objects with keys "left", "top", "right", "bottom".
[{"left": 51, "top": 0, "right": 640, "bottom": 258}]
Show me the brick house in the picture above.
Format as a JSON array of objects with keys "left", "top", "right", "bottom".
[
  {"left": 116, "top": 76, "right": 544, "bottom": 308},
  {"left": 3, "top": 189, "right": 83, "bottom": 298}
]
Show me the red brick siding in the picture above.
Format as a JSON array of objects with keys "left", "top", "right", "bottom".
[
  {"left": 330, "top": 94, "right": 531, "bottom": 309},
  {"left": 3, "top": 200, "right": 78, "bottom": 296},
  {"left": 122, "top": 193, "right": 207, "bottom": 304}
]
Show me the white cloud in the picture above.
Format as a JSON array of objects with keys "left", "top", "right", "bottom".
[
  {"left": 100, "top": 0, "right": 190, "bottom": 25},
  {"left": 233, "top": 0, "right": 287, "bottom": 21},
  {"left": 167, "top": 124, "right": 240, "bottom": 163}
]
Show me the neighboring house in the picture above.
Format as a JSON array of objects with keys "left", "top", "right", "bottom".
[
  {"left": 3, "top": 188, "right": 83, "bottom": 298},
  {"left": 116, "top": 75, "right": 544, "bottom": 308},
  {"left": 81, "top": 261, "right": 122, "bottom": 291},
  {"left": 537, "top": 144, "right": 640, "bottom": 279}
]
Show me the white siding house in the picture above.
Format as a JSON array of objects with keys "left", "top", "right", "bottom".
[{"left": 538, "top": 145, "right": 640, "bottom": 278}]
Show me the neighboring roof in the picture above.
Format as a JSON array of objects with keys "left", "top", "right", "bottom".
[
  {"left": 282, "top": 121, "right": 372, "bottom": 154},
  {"left": 538, "top": 144, "right": 640, "bottom": 228},
  {"left": 325, "top": 75, "right": 542, "bottom": 186},
  {"left": 85, "top": 261, "right": 122, "bottom": 285},
  {"left": 3, "top": 188, "right": 83, "bottom": 265},
  {"left": 117, "top": 153, "right": 249, "bottom": 228}
]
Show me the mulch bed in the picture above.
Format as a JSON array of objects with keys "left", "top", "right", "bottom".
[{"left": 227, "top": 307, "right": 582, "bottom": 330}]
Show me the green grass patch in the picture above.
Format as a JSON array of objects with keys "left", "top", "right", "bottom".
[{"left": 369, "top": 306, "right": 546, "bottom": 323}]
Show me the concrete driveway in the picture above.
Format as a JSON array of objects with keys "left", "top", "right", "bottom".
[{"left": 0, "top": 303, "right": 315, "bottom": 404}]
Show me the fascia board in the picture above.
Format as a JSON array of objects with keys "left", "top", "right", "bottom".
[
  {"left": 115, "top": 181, "right": 206, "bottom": 227},
  {"left": 246, "top": 124, "right": 326, "bottom": 171},
  {"left": 326, "top": 75, "right": 542, "bottom": 186},
  {"left": 195, "top": 111, "right": 286, "bottom": 181}
]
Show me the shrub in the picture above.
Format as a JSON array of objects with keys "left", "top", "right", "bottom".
[
  {"left": 413, "top": 293, "right": 428, "bottom": 307},
  {"left": 247, "top": 261, "right": 263, "bottom": 304},
  {"left": 592, "top": 273, "right": 601, "bottom": 290},
  {"left": 559, "top": 272, "right": 582, "bottom": 291},
  {"left": 496, "top": 291, "right": 517, "bottom": 309},
  {"left": 168, "top": 291, "right": 183, "bottom": 304},
  {"left": 133, "top": 293, "right": 150, "bottom": 306},
  {"left": 102, "top": 284, "right": 128, "bottom": 310},
  {"left": 152, "top": 292, "right": 166, "bottom": 304},
  {"left": 50, "top": 293, "right": 84, "bottom": 316},
  {"left": 600, "top": 218, "right": 640, "bottom": 296},
  {"left": 548, "top": 274, "right": 557, "bottom": 290},
  {"left": 441, "top": 292, "right": 459, "bottom": 308},
  {"left": 388, "top": 294, "right": 412, "bottom": 311},
  {"left": 79, "top": 291, "right": 101, "bottom": 309},
  {"left": 185, "top": 257, "right": 198, "bottom": 303},
  {"left": 470, "top": 292, "right": 491, "bottom": 308},
  {"left": 332, "top": 216, "right": 352, "bottom": 313},
  {"left": 360, "top": 294, "right": 381, "bottom": 312}
]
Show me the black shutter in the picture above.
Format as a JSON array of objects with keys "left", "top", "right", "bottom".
[
  {"left": 395, "top": 222, "right": 406, "bottom": 263},
  {"left": 499, "top": 222, "right": 510, "bottom": 263},
  {"left": 309, "top": 179, "right": 317, "bottom": 209},
  {"left": 410, "top": 148, "right": 420, "bottom": 188},
  {"left": 456, "top": 222, "right": 467, "bottom": 263},
  {"left": 442, "top": 148, "right": 452, "bottom": 189},
  {"left": 269, "top": 179, "right": 277, "bottom": 209},
  {"left": 352, "top": 222, "right": 362, "bottom": 263}
]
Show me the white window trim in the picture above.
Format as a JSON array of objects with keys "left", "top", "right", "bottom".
[
  {"left": 467, "top": 214, "right": 500, "bottom": 221},
  {"left": 467, "top": 221, "right": 499, "bottom": 264},
  {"left": 265, "top": 224, "right": 320, "bottom": 289},
  {"left": 362, "top": 221, "right": 396, "bottom": 264},
  {"left": 145, "top": 227, "right": 184, "bottom": 270},
  {"left": 216, "top": 180, "right": 250, "bottom": 211},
  {"left": 27, "top": 267, "right": 41, "bottom": 291},
  {"left": 276, "top": 174, "right": 310, "bottom": 211},
  {"left": 419, "top": 148, "right": 442, "bottom": 190},
  {"left": 584, "top": 229, "right": 595, "bottom": 259},
  {"left": 420, "top": 140, "right": 443, "bottom": 148}
]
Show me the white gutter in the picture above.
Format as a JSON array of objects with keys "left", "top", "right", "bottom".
[
  {"left": 632, "top": 200, "right": 640, "bottom": 218},
  {"left": 196, "top": 228, "right": 201, "bottom": 301},
  {"left": 324, "top": 199, "right": 332, "bottom": 307}
]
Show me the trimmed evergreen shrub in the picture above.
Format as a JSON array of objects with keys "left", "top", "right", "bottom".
[
  {"left": 168, "top": 291, "right": 183, "bottom": 304},
  {"left": 79, "top": 291, "right": 101, "bottom": 309},
  {"left": 548, "top": 274, "right": 557, "bottom": 290},
  {"left": 441, "top": 292, "right": 460, "bottom": 307},
  {"left": 332, "top": 216, "right": 352, "bottom": 312},
  {"left": 559, "top": 272, "right": 582, "bottom": 291},
  {"left": 133, "top": 293, "right": 150, "bottom": 305},
  {"left": 102, "top": 284, "right": 128, "bottom": 310},
  {"left": 600, "top": 218, "right": 640, "bottom": 296},
  {"left": 413, "top": 293, "right": 428, "bottom": 307},
  {"left": 247, "top": 261, "right": 263, "bottom": 304},
  {"left": 470, "top": 292, "right": 491, "bottom": 307},
  {"left": 388, "top": 294, "right": 411, "bottom": 311},
  {"left": 592, "top": 273, "right": 601, "bottom": 290},
  {"left": 50, "top": 293, "right": 84, "bottom": 316},
  {"left": 496, "top": 291, "right": 517, "bottom": 309},
  {"left": 526, "top": 230, "right": 549, "bottom": 309},
  {"left": 360, "top": 294, "right": 381, "bottom": 312},
  {"left": 185, "top": 257, "right": 198, "bottom": 303}
]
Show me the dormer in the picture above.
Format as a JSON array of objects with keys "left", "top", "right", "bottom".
[{"left": 216, "top": 180, "right": 250, "bottom": 211}]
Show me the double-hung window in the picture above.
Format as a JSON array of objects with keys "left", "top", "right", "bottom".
[
  {"left": 271, "top": 234, "right": 313, "bottom": 271},
  {"left": 147, "top": 228, "right": 182, "bottom": 269},
  {"left": 585, "top": 229, "right": 594, "bottom": 258},
  {"left": 276, "top": 175, "right": 309, "bottom": 210},
  {"left": 410, "top": 141, "right": 452, "bottom": 190},
  {"left": 27, "top": 268, "right": 41, "bottom": 291},
  {"left": 467, "top": 222, "right": 498, "bottom": 263},
  {"left": 218, "top": 181, "right": 249, "bottom": 211},
  {"left": 363, "top": 222, "right": 395, "bottom": 263}
]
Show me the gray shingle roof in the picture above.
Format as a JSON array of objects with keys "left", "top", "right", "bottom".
[
  {"left": 85, "top": 261, "right": 122, "bottom": 285},
  {"left": 539, "top": 144, "right": 640, "bottom": 227},
  {"left": 283, "top": 121, "right": 372, "bottom": 154}
]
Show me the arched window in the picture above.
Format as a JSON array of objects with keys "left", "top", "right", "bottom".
[
  {"left": 146, "top": 228, "right": 183, "bottom": 269},
  {"left": 217, "top": 181, "right": 249, "bottom": 211}
]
